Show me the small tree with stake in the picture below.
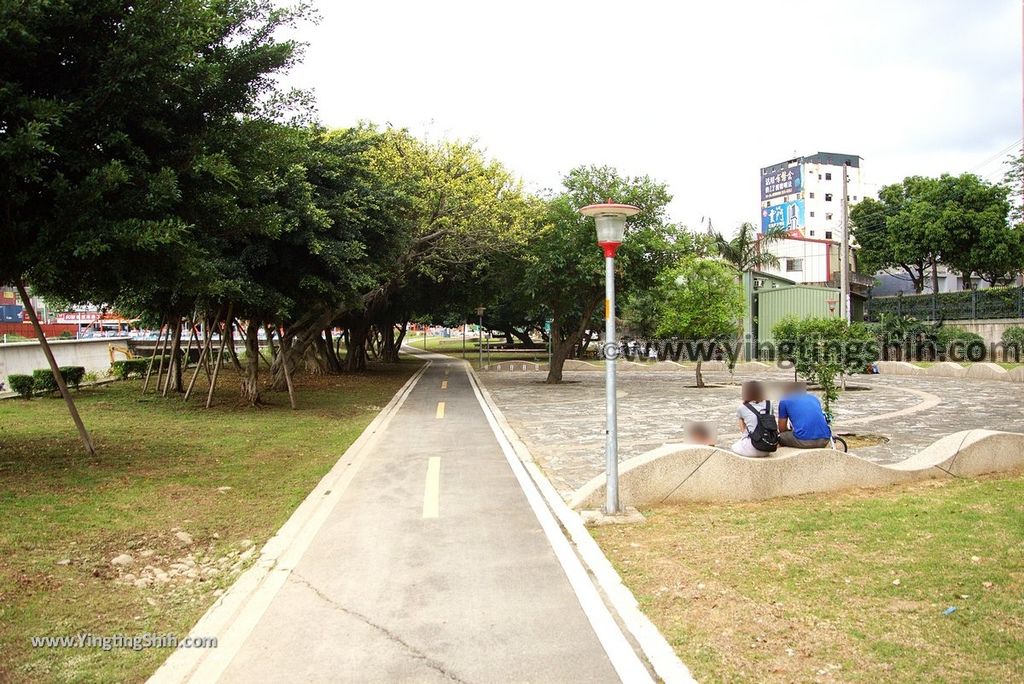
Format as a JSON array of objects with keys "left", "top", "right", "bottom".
[{"left": 654, "top": 258, "right": 744, "bottom": 388}]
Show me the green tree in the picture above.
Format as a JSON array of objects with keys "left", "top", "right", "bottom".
[
  {"left": 0, "top": 0, "right": 308, "bottom": 442},
  {"left": 773, "top": 317, "right": 877, "bottom": 419},
  {"left": 654, "top": 258, "right": 744, "bottom": 387},
  {"left": 712, "top": 222, "right": 787, "bottom": 272},
  {"left": 521, "top": 166, "right": 691, "bottom": 383},
  {"left": 934, "top": 173, "right": 1018, "bottom": 286}
]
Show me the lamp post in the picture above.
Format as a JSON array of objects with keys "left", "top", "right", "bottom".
[
  {"left": 580, "top": 201, "right": 640, "bottom": 515},
  {"left": 475, "top": 306, "right": 485, "bottom": 369}
]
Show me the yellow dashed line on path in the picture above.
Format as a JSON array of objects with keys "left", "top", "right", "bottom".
[
  {"left": 436, "top": 401, "right": 445, "bottom": 419},
  {"left": 441, "top": 380, "right": 448, "bottom": 390}
]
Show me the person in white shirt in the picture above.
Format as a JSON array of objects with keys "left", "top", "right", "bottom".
[{"left": 732, "top": 381, "right": 774, "bottom": 458}]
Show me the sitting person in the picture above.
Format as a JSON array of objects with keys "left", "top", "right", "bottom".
[
  {"left": 778, "top": 382, "right": 832, "bottom": 448},
  {"left": 731, "top": 381, "right": 779, "bottom": 458},
  {"left": 685, "top": 421, "right": 716, "bottom": 446}
]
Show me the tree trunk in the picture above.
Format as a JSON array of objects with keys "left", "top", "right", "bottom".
[
  {"left": 225, "top": 321, "right": 242, "bottom": 372},
  {"left": 345, "top": 316, "right": 370, "bottom": 372},
  {"left": 322, "top": 328, "right": 343, "bottom": 373},
  {"left": 278, "top": 328, "right": 297, "bottom": 409},
  {"left": 511, "top": 328, "right": 534, "bottom": 347},
  {"left": 240, "top": 319, "right": 261, "bottom": 405},
  {"left": 931, "top": 260, "right": 940, "bottom": 294},
  {"left": 206, "top": 306, "right": 233, "bottom": 409},
  {"left": 546, "top": 336, "right": 573, "bottom": 383},
  {"left": 545, "top": 296, "right": 600, "bottom": 384},
  {"left": 17, "top": 282, "right": 95, "bottom": 455},
  {"left": 183, "top": 311, "right": 219, "bottom": 403},
  {"left": 163, "top": 317, "right": 184, "bottom": 396},
  {"left": 695, "top": 359, "right": 705, "bottom": 388},
  {"left": 142, "top": 321, "right": 167, "bottom": 394}
]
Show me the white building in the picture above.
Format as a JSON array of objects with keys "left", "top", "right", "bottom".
[
  {"left": 757, "top": 232, "right": 838, "bottom": 285},
  {"left": 760, "top": 152, "right": 866, "bottom": 244}
]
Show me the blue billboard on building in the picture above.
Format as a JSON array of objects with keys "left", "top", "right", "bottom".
[
  {"left": 761, "top": 165, "right": 802, "bottom": 200},
  {"left": 761, "top": 200, "right": 804, "bottom": 233}
]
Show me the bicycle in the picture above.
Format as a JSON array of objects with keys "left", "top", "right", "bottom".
[{"left": 824, "top": 411, "right": 848, "bottom": 452}]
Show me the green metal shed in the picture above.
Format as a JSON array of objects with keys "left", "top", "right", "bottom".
[{"left": 756, "top": 285, "right": 842, "bottom": 345}]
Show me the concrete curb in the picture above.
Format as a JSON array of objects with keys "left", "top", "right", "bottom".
[
  {"left": 568, "top": 429, "right": 1024, "bottom": 509},
  {"left": 466, "top": 363, "right": 696, "bottom": 684},
  {"left": 148, "top": 361, "right": 432, "bottom": 684}
]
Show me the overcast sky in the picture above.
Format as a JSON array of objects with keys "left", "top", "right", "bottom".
[{"left": 283, "top": 0, "right": 1021, "bottom": 235}]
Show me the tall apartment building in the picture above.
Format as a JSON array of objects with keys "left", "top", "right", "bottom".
[
  {"left": 758, "top": 152, "right": 868, "bottom": 286},
  {"left": 760, "top": 152, "right": 865, "bottom": 242}
]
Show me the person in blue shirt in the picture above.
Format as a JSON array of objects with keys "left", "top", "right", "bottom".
[{"left": 778, "top": 382, "right": 832, "bottom": 448}]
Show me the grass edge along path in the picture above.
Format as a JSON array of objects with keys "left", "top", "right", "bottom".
[
  {"left": 592, "top": 473, "right": 1024, "bottom": 683},
  {"left": 0, "top": 360, "right": 420, "bottom": 683}
]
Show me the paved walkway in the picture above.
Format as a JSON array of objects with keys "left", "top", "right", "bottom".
[
  {"left": 481, "top": 367, "right": 1024, "bottom": 500},
  {"left": 162, "top": 354, "right": 638, "bottom": 683}
]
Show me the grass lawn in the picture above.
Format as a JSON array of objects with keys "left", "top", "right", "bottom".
[
  {"left": 593, "top": 475, "right": 1024, "bottom": 683},
  {"left": 0, "top": 360, "right": 419, "bottom": 683}
]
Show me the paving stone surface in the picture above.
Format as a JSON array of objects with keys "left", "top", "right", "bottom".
[{"left": 480, "top": 366, "right": 1024, "bottom": 499}]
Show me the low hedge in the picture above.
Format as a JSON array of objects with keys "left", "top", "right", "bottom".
[
  {"left": 111, "top": 358, "right": 151, "bottom": 379},
  {"left": 59, "top": 366, "right": 86, "bottom": 390},
  {"left": 32, "top": 368, "right": 58, "bottom": 393},
  {"left": 7, "top": 374, "right": 35, "bottom": 399},
  {"left": 28, "top": 366, "right": 87, "bottom": 393}
]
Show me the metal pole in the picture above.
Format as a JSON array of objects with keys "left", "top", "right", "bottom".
[
  {"left": 478, "top": 314, "right": 483, "bottom": 368},
  {"left": 604, "top": 254, "right": 619, "bottom": 514},
  {"left": 840, "top": 161, "right": 851, "bottom": 323},
  {"left": 462, "top": 319, "right": 466, "bottom": 360}
]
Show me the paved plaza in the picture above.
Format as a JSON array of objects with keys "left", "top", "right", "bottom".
[{"left": 480, "top": 366, "right": 1024, "bottom": 500}]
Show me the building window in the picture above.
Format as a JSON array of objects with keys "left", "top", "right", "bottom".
[
  {"left": 826, "top": 213, "right": 833, "bottom": 220},
  {"left": 852, "top": 195, "right": 857, "bottom": 201},
  {"left": 809, "top": 230, "right": 816, "bottom": 236},
  {"left": 809, "top": 211, "right": 815, "bottom": 217},
  {"left": 786, "top": 258, "right": 803, "bottom": 273},
  {"left": 809, "top": 192, "right": 815, "bottom": 199},
  {"left": 825, "top": 193, "right": 833, "bottom": 202},
  {"left": 818, "top": 174, "right": 822, "bottom": 180},
  {"left": 765, "top": 200, "right": 771, "bottom": 206},
  {"left": 825, "top": 172, "right": 832, "bottom": 180},
  {"left": 825, "top": 231, "right": 833, "bottom": 240}
]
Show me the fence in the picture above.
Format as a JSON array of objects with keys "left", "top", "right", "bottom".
[
  {"left": 867, "top": 286, "right": 1024, "bottom": 322},
  {"left": 0, "top": 322, "right": 81, "bottom": 339}
]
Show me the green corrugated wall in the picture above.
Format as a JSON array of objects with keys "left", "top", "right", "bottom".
[{"left": 756, "top": 285, "right": 842, "bottom": 344}]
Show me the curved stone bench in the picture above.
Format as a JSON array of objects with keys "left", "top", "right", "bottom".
[
  {"left": 569, "top": 430, "right": 1024, "bottom": 508},
  {"left": 875, "top": 361, "right": 925, "bottom": 376},
  {"left": 482, "top": 361, "right": 546, "bottom": 372},
  {"left": 923, "top": 361, "right": 968, "bottom": 378}
]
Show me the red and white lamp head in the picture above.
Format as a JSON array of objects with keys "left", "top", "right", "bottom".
[{"left": 579, "top": 201, "right": 640, "bottom": 257}]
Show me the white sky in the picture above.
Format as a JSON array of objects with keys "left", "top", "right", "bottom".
[{"left": 284, "top": 0, "right": 1022, "bottom": 235}]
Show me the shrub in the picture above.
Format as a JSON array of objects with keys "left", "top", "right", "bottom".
[
  {"left": 934, "top": 325, "right": 983, "bottom": 348},
  {"left": 83, "top": 371, "right": 99, "bottom": 384},
  {"left": 58, "top": 331, "right": 74, "bottom": 339},
  {"left": 59, "top": 366, "right": 86, "bottom": 390},
  {"left": 111, "top": 358, "right": 150, "bottom": 379},
  {"left": 773, "top": 317, "right": 879, "bottom": 420},
  {"left": 1003, "top": 326, "right": 1024, "bottom": 361},
  {"left": 31, "top": 368, "right": 59, "bottom": 394},
  {"left": 7, "top": 374, "right": 35, "bottom": 399}
]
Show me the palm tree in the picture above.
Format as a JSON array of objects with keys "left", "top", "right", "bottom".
[{"left": 713, "top": 222, "right": 788, "bottom": 272}]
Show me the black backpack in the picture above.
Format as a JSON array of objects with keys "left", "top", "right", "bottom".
[{"left": 744, "top": 401, "right": 780, "bottom": 453}]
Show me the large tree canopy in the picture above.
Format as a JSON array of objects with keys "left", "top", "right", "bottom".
[
  {"left": 520, "top": 165, "right": 695, "bottom": 383},
  {"left": 850, "top": 173, "right": 1018, "bottom": 291}
]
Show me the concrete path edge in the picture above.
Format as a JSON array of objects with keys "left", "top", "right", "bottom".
[
  {"left": 465, "top": 362, "right": 697, "bottom": 684},
  {"left": 147, "top": 361, "right": 433, "bottom": 684}
]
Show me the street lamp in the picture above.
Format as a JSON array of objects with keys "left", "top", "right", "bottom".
[
  {"left": 580, "top": 200, "right": 640, "bottom": 515},
  {"left": 475, "top": 306, "right": 486, "bottom": 369}
]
